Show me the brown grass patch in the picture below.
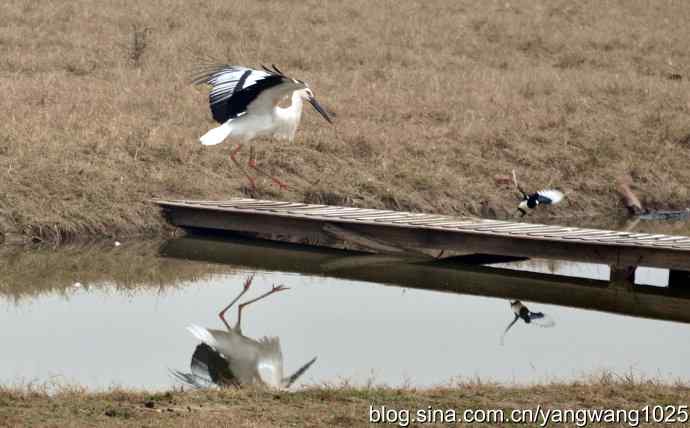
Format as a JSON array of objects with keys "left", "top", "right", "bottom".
[
  {"left": 1, "top": 0, "right": 689, "bottom": 243},
  {"left": 1, "top": 375, "right": 688, "bottom": 427}
]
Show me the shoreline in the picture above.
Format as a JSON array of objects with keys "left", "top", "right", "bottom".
[
  {"left": 2, "top": 377, "right": 688, "bottom": 427},
  {"left": 1, "top": 202, "right": 688, "bottom": 247}
]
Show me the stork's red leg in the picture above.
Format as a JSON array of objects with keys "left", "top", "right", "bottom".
[
  {"left": 229, "top": 144, "right": 256, "bottom": 190},
  {"left": 218, "top": 274, "right": 255, "bottom": 332},
  {"left": 235, "top": 284, "right": 290, "bottom": 331},
  {"left": 247, "top": 146, "right": 289, "bottom": 190}
]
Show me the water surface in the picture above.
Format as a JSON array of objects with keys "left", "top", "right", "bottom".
[{"left": 1, "top": 231, "right": 689, "bottom": 390}]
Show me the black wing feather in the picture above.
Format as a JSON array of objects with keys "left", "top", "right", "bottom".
[
  {"left": 191, "top": 343, "right": 239, "bottom": 387},
  {"left": 209, "top": 74, "right": 285, "bottom": 123},
  {"left": 193, "top": 64, "right": 288, "bottom": 124}
]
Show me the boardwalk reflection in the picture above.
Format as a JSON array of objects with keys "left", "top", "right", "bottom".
[{"left": 161, "top": 234, "right": 690, "bottom": 324}]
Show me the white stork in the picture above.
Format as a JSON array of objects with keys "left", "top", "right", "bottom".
[
  {"left": 173, "top": 274, "right": 317, "bottom": 389},
  {"left": 192, "top": 64, "right": 333, "bottom": 190}
]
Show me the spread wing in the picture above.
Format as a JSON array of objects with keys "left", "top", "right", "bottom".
[
  {"left": 171, "top": 343, "right": 239, "bottom": 388},
  {"left": 536, "top": 190, "right": 564, "bottom": 205},
  {"left": 527, "top": 312, "right": 556, "bottom": 327},
  {"left": 256, "top": 336, "right": 284, "bottom": 387},
  {"left": 192, "top": 64, "right": 300, "bottom": 123}
]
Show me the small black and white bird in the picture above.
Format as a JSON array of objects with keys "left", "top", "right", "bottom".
[
  {"left": 192, "top": 63, "right": 333, "bottom": 189},
  {"left": 517, "top": 189, "right": 564, "bottom": 217},
  {"left": 500, "top": 300, "right": 555, "bottom": 345}
]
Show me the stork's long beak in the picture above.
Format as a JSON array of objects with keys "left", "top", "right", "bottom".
[{"left": 308, "top": 97, "right": 333, "bottom": 124}]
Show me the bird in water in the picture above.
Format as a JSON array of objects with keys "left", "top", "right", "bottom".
[
  {"left": 172, "top": 274, "right": 317, "bottom": 389},
  {"left": 517, "top": 189, "right": 564, "bottom": 217},
  {"left": 500, "top": 300, "right": 555, "bottom": 345},
  {"left": 192, "top": 63, "right": 333, "bottom": 190}
]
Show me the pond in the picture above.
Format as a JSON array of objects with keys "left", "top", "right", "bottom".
[{"left": 1, "top": 230, "right": 689, "bottom": 391}]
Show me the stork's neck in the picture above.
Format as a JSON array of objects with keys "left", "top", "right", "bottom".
[
  {"left": 289, "top": 91, "right": 304, "bottom": 115},
  {"left": 274, "top": 91, "right": 304, "bottom": 118},
  {"left": 272, "top": 91, "right": 305, "bottom": 142}
]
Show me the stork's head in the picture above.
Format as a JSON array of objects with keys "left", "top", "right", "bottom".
[{"left": 295, "top": 86, "right": 333, "bottom": 124}]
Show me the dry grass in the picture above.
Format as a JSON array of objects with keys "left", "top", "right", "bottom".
[
  {"left": 1, "top": 375, "right": 689, "bottom": 427},
  {"left": 1, "top": 0, "right": 690, "bottom": 243}
]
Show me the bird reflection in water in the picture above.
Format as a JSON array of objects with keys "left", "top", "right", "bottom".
[
  {"left": 173, "top": 274, "right": 317, "bottom": 389},
  {"left": 500, "top": 300, "right": 556, "bottom": 345}
]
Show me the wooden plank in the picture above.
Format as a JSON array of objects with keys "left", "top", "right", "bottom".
[
  {"left": 308, "top": 207, "right": 367, "bottom": 214},
  {"left": 428, "top": 221, "right": 487, "bottom": 228},
  {"left": 630, "top": 234, "right": 669, "bottom": 241},
  {"left": 654, "top": 236, "right": 690, "bottom": 242},
  {"left": 316, "top": 208, "right": 367, "bottom": 217},
  {"left": 508, "top": 226, "right": 574, "bottom": 235},
  {"left": 578, "top": 232, "right": 638, "bottom": 242},
  {"left": 373, "top": 214, "right": 421, "bottom": 222},
  {"left": 467, "top": 224, "right": 554, "bottom": 233},
  {"left": 403, "top": 216, "right": 456, "bottom": 226},
  {"left": 539, "top": 228, "right": 590, "bottom": 237},
  {"left": 468, "top": 223, "right": 546, "bottom": 231},
  {"left": 556, "top": 230, "right": 620, "bottom": 239},
  {"left": 290, "top": 207, "right": 356, "bottom": 215},
  {"left": 333, "top": 209, "right": 395, "bottom": 219},
  {"left": 229, "top": 201, "right": 297, "bottom": 208},
  {"left": 389, "top": 213, "right": 433, "bottom": 222},
  {"left": 286, "top": 205, "right": 329, "bottom": 212},
  {"left": 349, "top": 212, "right": 409, "bottom": 220},
  {"left": 414, "top": 217, "right": 471, "bottom": 226},
  {"left": 265, "top": 204, "right": 312, "bottom": 211}
]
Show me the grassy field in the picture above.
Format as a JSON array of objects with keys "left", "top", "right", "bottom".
[
  {"left": 1, "top": 0, "right": 690, "bottom": 244},
  {"left": 1, "top": 377, "right": 689, "bottom": 427}
]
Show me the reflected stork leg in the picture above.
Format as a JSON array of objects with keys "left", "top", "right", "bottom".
[
  {"left": 235, "top": 284, "right": 290, "bottom": 332},
  {"left": 229, "top": 144, "right": 256, "bottom": 190},
  {"left": 218, "top": 274, "right": 255, "bottom": 331},
  {"left": 247, "top": 145, "right": 289, "bottom": 190}
]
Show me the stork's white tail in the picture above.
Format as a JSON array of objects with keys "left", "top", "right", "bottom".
[
  {"left": 199, "top": 122, "right": 232, "bottom": 146},
  {"left": 187, "top": 324, "right": 218, "bottom": 349}
]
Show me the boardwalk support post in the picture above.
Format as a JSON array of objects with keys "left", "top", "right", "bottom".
[
  {"left": 668, "top": 270, "right": 690, "bottom": 288},
  {"left": 610, "top": 266, "right": 636, "bottom": 288}
]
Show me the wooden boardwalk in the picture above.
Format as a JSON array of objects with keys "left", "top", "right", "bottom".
[{"left": 154, "top": 198, "right": 690, "bottom": 277}]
